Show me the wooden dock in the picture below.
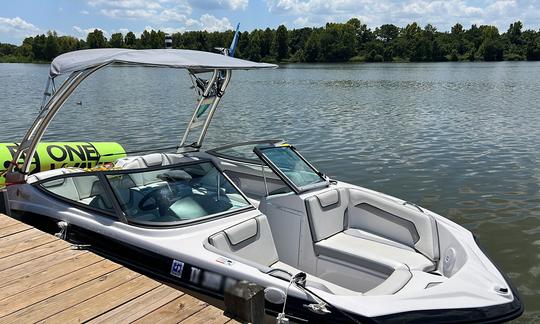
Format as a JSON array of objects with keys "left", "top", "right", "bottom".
[{"left": 0, "top": 213, "right": 236, "bottom": 324}]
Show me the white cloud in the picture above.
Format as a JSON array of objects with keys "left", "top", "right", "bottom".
[
  {"left": 100, "top": 8, "right": 158, "bottom": 19},
  {"left": 199, "top": 14, "right": 233, "bottom": 31},
  {"left": 293, "top": 16, "right": 309, "bottom": 26},
  {"left": 144, "top": 25, "right": 186, "bottom": 34},
  {"left": 188, "top": 0, "right": 248, "bottom": 11},
  {"left": 0, "top": 16, "right": 41, "bottom": 39},
  {"left": 80, "top": 10, "right": 90, "bottom": 15},
  {"left": 88, "top": 0, "right": 162, "bottom": 10}
]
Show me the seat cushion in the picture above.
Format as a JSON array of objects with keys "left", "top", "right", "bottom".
[
  {"left": 208, "top": 215, "right": 279, "bottom": 267},
  {"left": 305, "top": 189, "right": 348, "bottom": 242},
  {"left": 315, "top": 232, "right": 435, "bottom": 272}
]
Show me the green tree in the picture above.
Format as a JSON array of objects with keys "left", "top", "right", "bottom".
[
  {"left": 476, "top": 26, "right": 503, "bottom": 61},
  {"left": 304, "top": 31, "right": 320, "bottom": 62},
  {"left": 507, "top": 21, "right": 523, "bottom": 45},
  {"left": 109, "top": 32, "right": 124, "bottom": 48},
  {"left": 376, "top": 24, "right": 399, "bottom": 43},
  {"left": 86, "top": 29, "right": 107, "bottom": 48},
  {"left": 450, "top": 23, "right": 466, "bottom": 55},
  {"left": 43, "top": 31, "right": 59, "bottom": 60},
  {"left": 274, "top": 25, "right": 288, "bottom": 61},
  {"left": 124, "top": 32, "right": 136, "bottom": 48},
  {"left": 248, "top": 30, "right": 262, "bottom": 61},
  {"left": 319, "top": 23, "right": 356, "bottom": 62}
]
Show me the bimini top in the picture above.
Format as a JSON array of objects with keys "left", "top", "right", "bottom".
[{"left": 49, "top": 48, "right": 277, "bottom": 77}]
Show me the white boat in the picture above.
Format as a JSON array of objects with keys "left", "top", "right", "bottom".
[{"left": 4, "top": 48, "right": 523, "bottom": 323}]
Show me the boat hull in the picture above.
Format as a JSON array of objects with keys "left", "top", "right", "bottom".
[{"left": 13, "top": 211, "right": 523, "bottom": 324}]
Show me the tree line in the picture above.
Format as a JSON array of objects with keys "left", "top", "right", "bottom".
[{"left": 1, "top": 19, "right": 539, "bottom": 63}]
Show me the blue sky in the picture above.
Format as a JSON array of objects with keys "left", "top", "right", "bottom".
[{"left": 1, "top": 0, "right": 539, "bottom": 44}]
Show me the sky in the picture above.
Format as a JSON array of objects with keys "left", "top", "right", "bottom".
[{"left": 0, "top": 0, "right": 539, "bottom": 45}]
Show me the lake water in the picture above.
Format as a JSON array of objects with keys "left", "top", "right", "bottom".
[{"left": 1, "top": 62, "right": 539, "bottom": 321}]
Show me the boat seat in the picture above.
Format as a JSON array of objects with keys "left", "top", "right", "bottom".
[
  {"left": 207, "top": 215, "right": 363, "bottom": 295},
  {"left": 305, "top": 188, "right": 437, "bottom": 272},
  {"left": 208, "top": 215, "right": 279, "bottom": 267},
  {"left": 115, "top": 153, "right": 199, "bottom": 187},
  {"left": 27, "top": 168, "right": 114, "bottom": 211},
  {"left": 26, "top": 167, "right": 83, "bottom": 184}
]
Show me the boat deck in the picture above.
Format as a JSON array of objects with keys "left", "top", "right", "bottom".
[{"left": 0, "top": 213, "right": 236, "bottom": 324}]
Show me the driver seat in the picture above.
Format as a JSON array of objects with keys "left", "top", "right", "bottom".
[{"left": 115, "top": 153, "right": 173, "bottom": 187}]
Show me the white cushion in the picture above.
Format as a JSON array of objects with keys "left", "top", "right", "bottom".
[{"left": 315, "top": 232, "right": 435, "bottom": 272}]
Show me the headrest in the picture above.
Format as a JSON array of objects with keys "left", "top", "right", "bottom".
[
  {"left": 141, "top": 153, "right": 169, "bottom": 167},
  {"left": 316, "top": 189, "right": 339, "bottom": 208},
  {"left": 224, "top": 218, "right": 258, "bottom": 245}
]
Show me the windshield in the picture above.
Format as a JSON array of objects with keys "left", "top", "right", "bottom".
[
  {"left": 255, "top": 145, "right": 327, "bottom": 193},
  {"left": 106, "top": 161, "right": 251, "bottom": 224}
]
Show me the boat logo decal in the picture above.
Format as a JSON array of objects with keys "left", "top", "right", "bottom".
[{"left": 170, "top": 259, "right": 185, "bottom": 278}]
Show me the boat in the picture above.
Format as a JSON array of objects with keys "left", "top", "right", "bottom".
[{"left": 3, "top": 48, "right": 523, "bottom": 323}]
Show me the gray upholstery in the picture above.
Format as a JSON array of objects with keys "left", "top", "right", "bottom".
[
  {"left": 28, "top": 168, "right": 112, "bottom": 210},
  {"left": 224, "top": 218, "right": 258, "bottom": 245},
  {"left": 305, "top": 188, "right": 348, "bottom": 242},
  {"left": 344, "top": 228, "right": 415, "bottom": 251},
  {"left": 304, "top": 187, "right": 438, "bottom": 274},
  {"left": 347, "top": 189, "right": 440, "bottom": 261},
  {"left": 115, "top": 153, "right": 200, "bottom": 187},
  {"left": 208, "top": 215, "right": 279, "bottom": 267},
  {"left": 347, "top": 203, "right": 419, "bottom": 248},
  {"left": 316, "top": 233, "right": 435, "bottom": 271},
  {"left": 115, "top": 153, "right": 171, "bottom": 186}
]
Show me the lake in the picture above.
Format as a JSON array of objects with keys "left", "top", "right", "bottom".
[{"left": 1, "top": 62, "right": 539, "bottom": 321}]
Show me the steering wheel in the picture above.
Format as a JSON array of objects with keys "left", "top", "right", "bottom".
[{"left": 138, "top": 187, "right": 171, "bottom": 216}]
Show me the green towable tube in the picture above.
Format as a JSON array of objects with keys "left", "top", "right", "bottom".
[{"left": 0, "top": 142, "right": 126, "bottom": 186}]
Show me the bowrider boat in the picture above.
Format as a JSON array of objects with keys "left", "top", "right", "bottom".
[{"left": 4, "top": 48, "right": 523, "bottom": 323}]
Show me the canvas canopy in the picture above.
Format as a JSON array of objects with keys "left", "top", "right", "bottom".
[{"left": 49, "top": 48, "right": 277, "bottom": 77}]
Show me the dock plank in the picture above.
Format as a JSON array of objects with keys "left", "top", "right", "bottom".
[
  {"left": 0, "top": 215, "right": 19, "bottom": 229},
  {"left": 0, "top": 260, "right": 122, "bottom": 318},
  {"left": 0, "top": 222, "right": 31, "bottom": 238},
  {"left": 133, "top": 293, "right": 209, "bottom": 324},
  {"left": 0, "top": 228, "right": 56, "bottom": 258},
  {"left": 0, "top": 268, "right": 139, "bottom": 323},
  {"left": 0, "top": 240, "right": 67, "bottom": 271},
  {"left": 87, "top": 284, "right": 184, "bottom": 324},
  {"left": 183, "top": 305, "right": 234, "bottom": 324},
  {"left": 0, "top": 248, "right": 91, "bottom": 287},
  {"left": 41, "top": 274, "right": 160, "bottom": 323},
  {"left": 0, "top": 251, "right": 103, "bottom": 299},
  {"left": 0, "top": 213, "right": 233, "bottom": 324}
]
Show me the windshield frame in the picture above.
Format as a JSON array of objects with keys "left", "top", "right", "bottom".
[
  {"left": 32, "top": 158, "right": 255, "bottom": 228},
  {"left": 253, "top": 144, "right": 329, "bottom": 194},
  {"left": 206, "top": 139, "right": 283, "bottom": 165}
]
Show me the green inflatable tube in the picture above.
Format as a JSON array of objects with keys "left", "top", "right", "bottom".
[{"left": 0, "top": 142, "right": 126, "bottom": 186}]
